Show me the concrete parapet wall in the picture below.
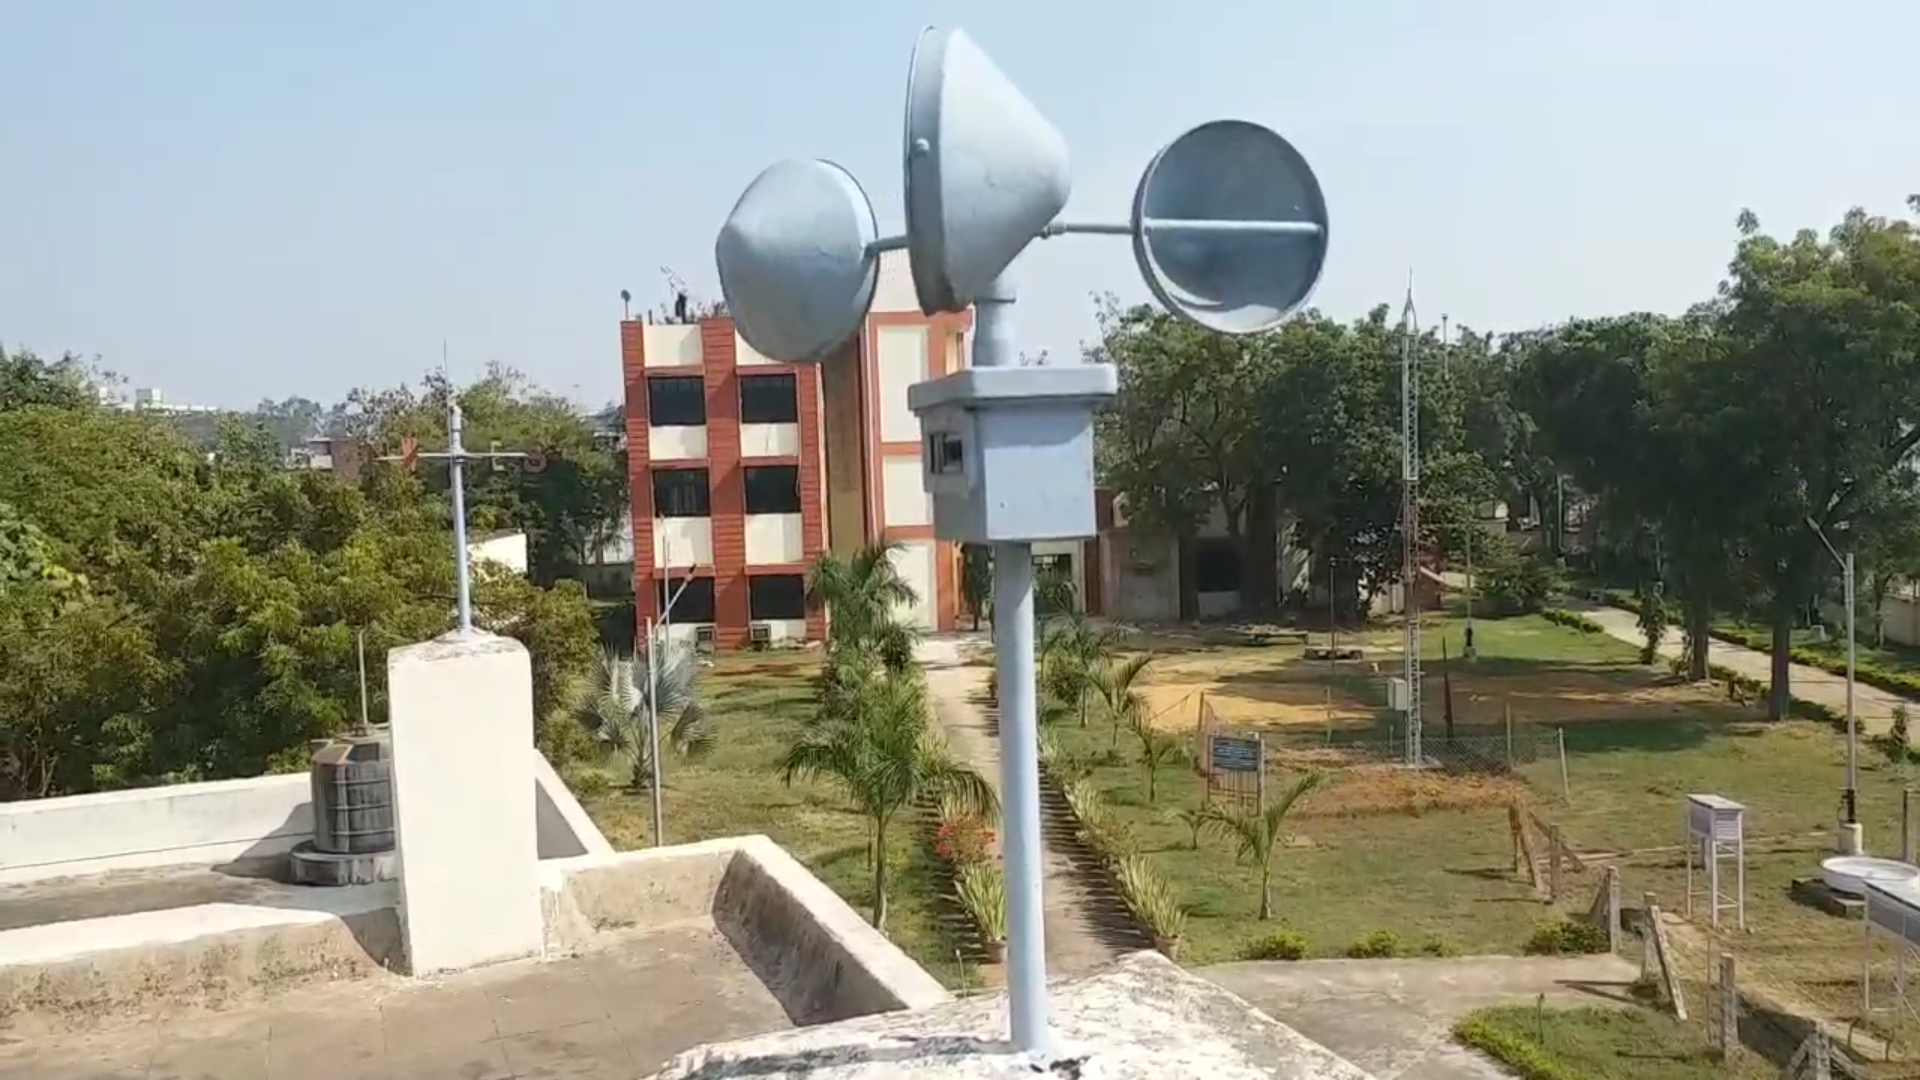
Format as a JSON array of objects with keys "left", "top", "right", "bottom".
[
  {"left": 541, "top": 835, "right": 950, "bottom": 1024},
  {"left": 0, "top": 751, "right": 609, "bottom": 887}
]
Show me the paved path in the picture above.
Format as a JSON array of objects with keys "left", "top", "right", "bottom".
[
  {"left": 1200, "top": 953, "right": 1640, "bottom": 1080},
  {"left": 916, "top": 637, "right": 1135, "bottom": 977},
  {"left": 1570, "top": 600, "right": 1914, "bottom": 734}
]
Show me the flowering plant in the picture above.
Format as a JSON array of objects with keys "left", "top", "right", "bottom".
[{"left": 931, "top": 815, "right": 996, "bottom": 866}]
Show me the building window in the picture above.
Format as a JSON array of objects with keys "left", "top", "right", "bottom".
[
  {"left": 743, "top": 465, "right": 801, "bottom": 515},
  {"left": 648, "top": 376, "right": 706, "bottom": 427},
  {"left": 1034, "top": 554, "right": 1072, "bottom": 577},
  {"left": 652, "top": 468, "right": 710, "bottom": 518},
  {"left": 739, "top": 373, "right": 798, "bottom": 424},
  {"left": 656, "top": 575, "right": 716, "bottom": 623},
  {"left": 748, "top": 574, "right": 807, "bottom": 621},
  {"left": 1194, "top": 539, "right": 1241, "bottom": 594}
]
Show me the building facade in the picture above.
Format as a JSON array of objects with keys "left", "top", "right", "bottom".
[{"left": 621, "top": 252, "right": 976, "bottom": 649}]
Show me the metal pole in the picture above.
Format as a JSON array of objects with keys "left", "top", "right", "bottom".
[
  {"left": 1846, "top": 550, "right": 1859, "bottom": 825},
  {"left": 975, "top": 271, "right": 1049, "bottom": 1054},
  {"left": 646, "top": 616, "right": 665, "bottom": 846},
  {"left": 1465, "top": 527, "right": 1476, "bottom": 659},
  {"left": 357, "top": 629, "right": 371, "bottom": 734},
  {"left": 448, "top": 401, "right": 475, "bottom": 634}
]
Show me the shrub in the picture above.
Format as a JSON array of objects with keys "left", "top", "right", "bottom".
[
  {"left": 1540, "top": 608, "right": 1604, "bottom": 634},
  {"left": 1114, "top": 854, "right": 1186, "bottom": 943},
  {"left": 1522, "top": 918, "right": 1610, "bottom": 956},
  {"left": 1242, "top": 929, "right": 1309, "bottom": 961},
  {"left": 1453, "top": 1013, "right": 1584, "bottom": 1080},
  {"left": 564, "top": 767, "right": 613, "bottom": 799},
  {"left": 1345, "top": 929, "right": 1404, "bottom": 959},
  {"left": 931, "top": 814, "right": 995, "bottom": 867},
  {"left": 1419, "top": 938, "right": 1457, "bottom": 958},
  {"left": 1480, "top": 550, "right": 1564, "bottom": 617},
  {"left": 955, "top": 863, "right": 1007, "bottom": 942}
]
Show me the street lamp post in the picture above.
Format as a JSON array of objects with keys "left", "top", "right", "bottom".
[{"left": 1807, "top": 516, "right": 1860, "bottom": 853}]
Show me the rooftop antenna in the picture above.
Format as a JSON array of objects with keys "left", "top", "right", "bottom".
[
  {"left": 379, "top": 343, "right": 529, "bottom": 636},
  {"left": 620, "top": 289, "right": 632, "bottom": 320},
  {"left": 712, "top": 25, "right": 1328, "bottom": 1063},
  {"left": 1400, "top": 278, "right": 1424, "bottom": 769}
]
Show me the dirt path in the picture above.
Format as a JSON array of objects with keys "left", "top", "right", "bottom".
[
  {"left": 1201, "top": 953, "right": 1640, "bottom": 1079},
  {"left": 1569, "top": 600, "right": 1916, "bottom": 735},
  {"left": 916, "top": 638, "right": 1136, "bottom": 978}
]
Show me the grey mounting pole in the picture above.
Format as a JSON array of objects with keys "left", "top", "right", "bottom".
[
  {"left": 447, "top": 402, "right": 477, "bottom": 634},
  {"left": 973, "top": 272, "right": 1049, "bottom": 1049},
  {"left": 377, "top": 398, "right": 528, "bottom": 637},
  {"left": 1845, "top": 549, "right": 1858, "bottom": 826},
  {"left": 645, "top": 615, "right": 664, "bottom": 846}
]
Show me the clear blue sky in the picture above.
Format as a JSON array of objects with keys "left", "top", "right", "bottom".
[{"left": 3, "top": 1, "right": 1914, "bottom": 410}]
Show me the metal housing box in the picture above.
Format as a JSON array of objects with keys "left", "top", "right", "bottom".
[{"left": 907, "top": 365, "right": 1118, "bottom": 544}]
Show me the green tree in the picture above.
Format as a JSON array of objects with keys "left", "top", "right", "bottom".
[
  {"left": 805, "top": 541, "right": 920, "bottom": 672},
  {"left": 557, "top": 646, "right": 714, "bottom": 791}
]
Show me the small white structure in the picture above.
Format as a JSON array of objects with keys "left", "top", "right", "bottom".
[
  {"left": 1685, "top": 793, "right": 1746, "bottom": 931},
  {"left": 1863, "top": 877, "right": 1920, "bottom": 1023},
  {"left": 387, "top": 630, "right": 545, "bottom": 975}
]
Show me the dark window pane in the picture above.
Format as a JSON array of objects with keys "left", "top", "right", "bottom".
[
  {"left": 1194, "top": 539, "right": 1241, "bottom": 594},
  {"left": 652, "top": 468, "right": 711, "bottom": 518},
  {"left": 656, "top": 576, "right": 716, "bottom": 623},
  {"left": 743, "top": 465, "right": 801, "bottom": 515},
  {"left": 739, "top": 373, "right": 798, "bottom": 424},
  {"left": 648, "top": 376, "right": 706, "bottom": 427},
  {"left": 748, "top": 574, "right": 807, "bottom": 620}
]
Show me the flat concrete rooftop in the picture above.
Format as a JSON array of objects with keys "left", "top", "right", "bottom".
[
  {"left": 1, "top": 922, "right": 788, "bottom": 1079},
  {"left": 0, "top": 862, "right": 315, "bottom": 934}
]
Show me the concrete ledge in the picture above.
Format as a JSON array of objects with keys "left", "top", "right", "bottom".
[
  {"left": 0, "top": 887, "right": 401, "bottom": 1030},
  {"left": 649, "top": 950, "right": 1374, "bottom": 1079},
  {"left": 0, "top": 774, "right": 312, "bottom": 885},
  {"left": 0, "top": 751, "right": 605, "bottom": 887},
  {"left": 541, "top": 835, "right": 950, "bottom": 1024}
]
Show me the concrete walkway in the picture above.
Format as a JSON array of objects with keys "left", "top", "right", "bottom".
[
  {"left": 1201, "top": 953, "right": 1640, "bottom": 1080},
  {"left": 916, "top": 638, "right": 1133, "bottom": 978},
  {"left": 1570, "top": 601, "right": 1914, "bottom": 734}
]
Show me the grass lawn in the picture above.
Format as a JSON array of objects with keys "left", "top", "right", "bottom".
[
  {"left": 1457, "top": 1004, "right": 1773, "bottom": 1080},
  {"left": 578, "top": 652, "right": 974, "bottom": 988}
]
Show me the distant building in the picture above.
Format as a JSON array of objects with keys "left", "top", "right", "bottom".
[
  {"left": 288, "top": 435, "right": 368, "bottom": 482},
  {"left": 621, "top": 250, "right": 973, "bottom": 650},
  {"left": 102, "top": 386, "right": 225, "bottom": 415}
]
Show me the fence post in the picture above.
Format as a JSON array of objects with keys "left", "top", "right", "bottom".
[
  {"left": 1811, "top": 1029, "right": 1832, "bottom": 1080},
  {"left": 1640, "top": 892, "right": 1656, "bottom": 982},
  {"left": 1547, "top": 824, "right": 1564, "bottom": 902},
  {"left": 1604, "top": 865, "right": 1622, "bottom": 953},
  {"left": 1557, "top": 727, "right": 1570, "bottom": 800},
  {"left": 1905, "top": 788, "right": 1916, "bottom": 865},
  {"left": 1504, "top": 702, "right": 1514, "bottom": 767},
  {"left": 1716, "top": 953, "right": 1736, "bottom": 1060}
]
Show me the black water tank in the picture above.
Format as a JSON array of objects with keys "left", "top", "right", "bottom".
[{"left": 308, "top": 733, "right": 395, "bottom": 855}]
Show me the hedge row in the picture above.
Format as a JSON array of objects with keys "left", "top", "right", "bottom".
[{"left": 1453, "top": 1013, "right": 1593, "bottom": 1080}]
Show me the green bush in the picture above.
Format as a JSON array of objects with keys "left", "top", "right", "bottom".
[
  {"left": 1345, "top": 929, "right": 1404, "bottom": 959},
  {"left": 1452, "top": 1014, "right": 1586, "bottom": 1080},
  {"left": 1522, "top": 918, "right": 1609, "bottom": 956},
  {"left": 1419, "top": 937, "right": 1458, "bottom": 958},
  {"left": 1242, "top": 929, "right": 1309, "bottom": 961},
  {"left": 1541, "top": 608, "right": 1604, "bottom": 634},
  {"left": 1482, "top": 560, "right": 1561, "bottom": 616}
]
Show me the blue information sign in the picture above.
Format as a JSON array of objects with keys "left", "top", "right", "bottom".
[{"left": 1210, "top": 734, "right": 1262, "bottom": 774}]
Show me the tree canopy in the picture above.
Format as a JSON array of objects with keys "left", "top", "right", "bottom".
[
  {"left": 0, "top": 349, "right": 607, "bottom": 800},
  {"left": 1093, "top": 198, "right": 1920, "bottom": 717}
]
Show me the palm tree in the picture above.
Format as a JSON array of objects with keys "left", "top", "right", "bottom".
[
  {"left": 561, "top": 646, "right": 715, "bottom": 791},
  {"left": 1135, "top": 727, "right": 1187, "bottom": 803},
  {"left": 777, "top": 663, "right": 998, "bottom": 929},
  {"left": 806, "top": 542, "right": 921, "bottom": 671},
  {"left": 960, "top": 544, "right": 992, "bottom": 630},
  {"left": 1202, "top": 772, "right": 1325, "bottom": 920},
  {"left": 1040, "top": 612, "right": 1121, "bottom": 728},
  {"left": 1095, "top": 652, "right": 1155, "bottom": 747}
]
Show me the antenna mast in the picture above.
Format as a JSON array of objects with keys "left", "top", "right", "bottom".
[{"left": 1400, "top": 281, "right": 1423, "bottom": 768}]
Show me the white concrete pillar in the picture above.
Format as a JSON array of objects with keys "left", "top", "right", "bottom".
[{"left": 388, "top": 631, "right": 543, "bottom": 976}]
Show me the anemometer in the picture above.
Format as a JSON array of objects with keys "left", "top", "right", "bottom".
[{"left": 713, "top": 26, "right": 1329, "bottom": 1062}]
